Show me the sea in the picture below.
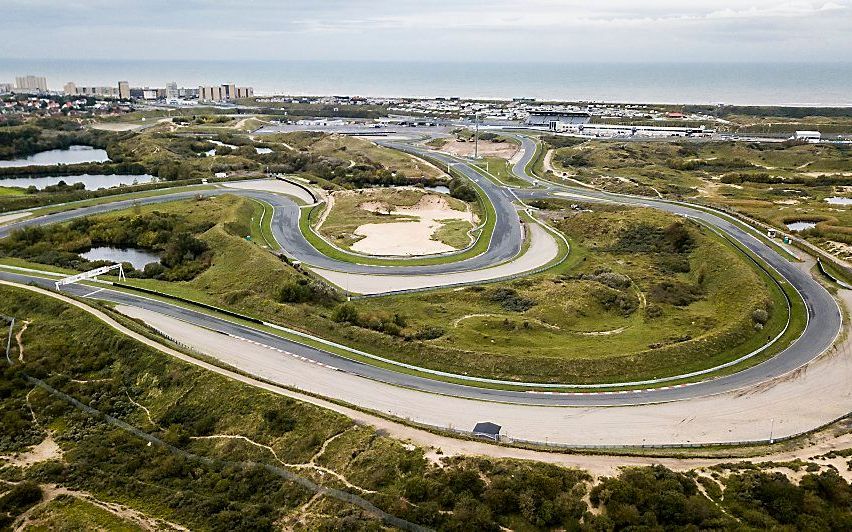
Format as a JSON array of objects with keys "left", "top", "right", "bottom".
[{"left": 1, "top": 59, "right": 850, "bottom": 107}]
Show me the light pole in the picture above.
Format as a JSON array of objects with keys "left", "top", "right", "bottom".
[
  {"left": 769, "top": 418, "right": 775, "bottom": 444},
  {"left": 474, "top": 112, "right": 479, "bottom": 160}
]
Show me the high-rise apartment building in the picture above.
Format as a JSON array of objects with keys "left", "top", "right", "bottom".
[
  {"left": 118, "top": 81, "right": 130, "bottom": 99},
  {"left": 199, "top": 83, "right": 254, "bottom": 102},
  {"left": 15, "top": 75, "right": 48, "bottom": 92},
  {"left": 165, "top": 81, "right": 179, "bottom": 99},
  {"left": 63, "top": 82, "right": 78, "bottom": 96}
]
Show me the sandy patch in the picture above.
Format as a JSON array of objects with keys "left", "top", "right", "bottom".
[
  {"left": 826, "top": 241, "right": 852, "bottom": 260},
  {"left": 0, "top": 211, "right": 31, "bottom": 225},
  {"left": 2, "top": 434, "right": 63, "bottom": 468},
  {"left": 774, "top": 199, "right": 800, "bottom": 205},
  {"left": 89, "top": 122, "right": 145, "bottom": 132},
  {"left": 439, "top": 139, "right": 518, "bottom": 159},
  {"left": 350, "top": 194, "right": 475, "bottom": 256}
]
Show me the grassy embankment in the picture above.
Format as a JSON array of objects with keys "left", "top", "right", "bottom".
[{"left": 0, "top": 194, "right": 791, "bottom": 387}]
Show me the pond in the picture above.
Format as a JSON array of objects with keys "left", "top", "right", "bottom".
[
  {"left": 80, "top": 246, "right": 161, "bottom": 270},
  {"left": 825, "top": 197, "right": 852, "bottom": 205},
  {"left": 786, "top": 221, "right": 817, "bottom": 232},
  {"left": 0, "top": 174, "right": 157, "bottom": 190},
  {"left": 424, "top": 185, "right": 451, "bottom": 194},
  {"left": 255, "top": 147, "right": 273, "bottom": 154},
  {"left": 0, "top": 145, "right": 110, "bottom": 168}
]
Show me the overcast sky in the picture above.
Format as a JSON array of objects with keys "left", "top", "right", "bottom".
[{"left": 2, "top": 0, "right": 850, "bottom": 63}]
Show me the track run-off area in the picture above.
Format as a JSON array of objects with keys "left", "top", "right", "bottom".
[{"left": 0, "top": 133, "right": 847, "bottom": 447}]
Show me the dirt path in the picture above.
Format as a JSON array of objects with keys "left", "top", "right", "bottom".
[
  {"left": 193, "top": 432, "right": 376, "bottom": 494},
  {"left": 13, "top": 484, "right": 188, "bottom": 531},
  {"left": 15, "top": 320, "right": 29, "bottom": 362}
]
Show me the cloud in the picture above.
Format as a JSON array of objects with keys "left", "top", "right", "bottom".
[{"left": 0, "top": 0, "right": 849, "bottom": 62}]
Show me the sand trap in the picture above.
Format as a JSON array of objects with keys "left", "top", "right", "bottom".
[
  {"left": 351, "top": 195, "right": 475, "bottom": 256},
  {"left": 0, "top": 211, "right": 31, "bottom": 225}
]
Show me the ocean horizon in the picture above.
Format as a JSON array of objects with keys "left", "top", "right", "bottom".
[{"left": 1, "top": 59, "right": 850, "bottom": 107}]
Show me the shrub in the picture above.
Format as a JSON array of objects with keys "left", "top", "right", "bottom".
[
  {"left": 0, "top": 481, "right": 42, "bottom": 514},
  {"left": 412, "top": 326, "right": 446, "bottom": 341},
  {"left": 648, "top": 281, "right": 703, "bottom": 306},
  {"left": 449, "top": 177, "right": 477, "bottom": 202},
  {"left": 332, "top": 303, "right": 359, "bottom": 324},
  {"left": 488, "top": 287, "right": 536, "bottom": 312},
  {"left": 752, "top": 308, "right": 769, "bottom": 325}
]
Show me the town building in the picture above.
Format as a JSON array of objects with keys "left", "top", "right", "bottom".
[
  {"left": 15, "top": 75, "right": 48, "bottom": 93},
  {"left": 199, "top": 83, "right": 254, "bottom": 102},
  {"left": 118, "top": 81, "right": 130, "bottom": 99}
]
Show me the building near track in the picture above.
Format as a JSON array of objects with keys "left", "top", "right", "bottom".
[
  {"left": 526, "top": 110, "right": 590, "bottom": 130},
  {"left": 793, "top": 130, "right": 821, "bottom": 143},
  {"left": 555, "top": 123, "right": 712, "bottom": 138}
]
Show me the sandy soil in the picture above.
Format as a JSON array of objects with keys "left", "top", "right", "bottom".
[
  {"left": 221, "top": 178, "right": 316, "bottom": 205},
  {"left": 89, "top": 122, "right": 145, "bottom": 132},
  {"left": 2, "top": 434, "right": 63, "bottom": 468},
  {"left": 351, "top": 194, "right": 474, "bottom": 255},
  {"left": 0, "top": 211, "right": 31, "bottom": 225},
  {"left": 311, "top": 221, "right": 560, "bottom": 294},
  {"left": 439, "top": 139, "right": 519, "bottom": 159}
]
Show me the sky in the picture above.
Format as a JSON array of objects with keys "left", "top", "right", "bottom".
[{"left": 1, "top": 0, "right": 850, "bottom": 63}]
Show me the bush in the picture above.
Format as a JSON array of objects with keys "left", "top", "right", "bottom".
[
  {"left": 752, "top": 308, "right": 769, "bottom": 325},
  {"left": 449, "top": 177, "right": 477, "bottom": 202},
  {"left": 648, "top": 281, "right": 703, "bottom": 306},
  {"left": 412, "top": 326, "right": 446, "bottom": 341},
  {"left": 488, "top": 287, "right": 536, "bottom": 312},
  {"left": 0, "top": 481, "right": 42, "bottom": 515},
  {"left": 332, "top": 303, "right": 359, "bottom": 324}
]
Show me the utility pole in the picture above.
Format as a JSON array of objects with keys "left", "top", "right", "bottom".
[{"left": 474, "top": 112, "right": 479, "bottom": 160}]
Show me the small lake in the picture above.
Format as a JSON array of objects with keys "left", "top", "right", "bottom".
[
  {"left": 0, "top": 174, "right": 157, "bottom": 191},
  {"left": 786, "top": 221, "right": 817, "bottom": 232},
  {"left": 825, "top": 197, "right": 852, "bottom": 205},
  {"left": 81, "top": 246, "right": 160, "bottom": 270},
  {"left": 0, "top": 145, "right": 110, "bottom": 168}
]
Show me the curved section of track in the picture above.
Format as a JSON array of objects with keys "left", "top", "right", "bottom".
[{"left": 0, "top": 136, "right": 842, "bottom": 408}]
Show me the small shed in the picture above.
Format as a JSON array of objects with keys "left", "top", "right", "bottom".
[{"left": 472, "top": 421, "right": 502, "bottom": 441}]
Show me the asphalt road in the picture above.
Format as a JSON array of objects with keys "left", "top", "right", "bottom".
[{"left": 0, "top": 136, "right": 842, "bottom": 407}]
